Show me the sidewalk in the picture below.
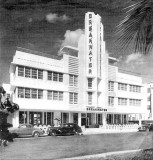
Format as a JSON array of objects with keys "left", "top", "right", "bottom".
[
  {"left": 61, "top": 149, "right": 142, "bottom": 160},
  {"left": 83, "top": 128, "right": 138, "bottom": 134}
]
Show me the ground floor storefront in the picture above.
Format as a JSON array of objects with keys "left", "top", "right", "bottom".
[{"left": 8, "top": 110, "right": 144, "bottom": 128}]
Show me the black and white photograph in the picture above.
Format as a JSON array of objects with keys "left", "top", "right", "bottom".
[{"left": 1, "top": 0, "right": 153, "bottom": 159}]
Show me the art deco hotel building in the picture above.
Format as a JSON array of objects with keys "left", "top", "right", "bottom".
[{"left": 6, "top": 12, "right": 146, "bottom": 127}]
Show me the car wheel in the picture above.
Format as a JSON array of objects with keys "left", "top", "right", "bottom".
[
  {"left": 75, "top": 131, "right": 81, "bottom": 136},
  {"left": 51, "top": 131, "right": 56, "bottom": 136},
  {"left": 33, "top": 132, "right": 40, "bottom": 137}
]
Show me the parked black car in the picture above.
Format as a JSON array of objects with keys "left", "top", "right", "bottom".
[
  {"left": 47, "top": 123, "right": 83, "bottom": 136},
  {"left": 138, "top": 123, "right": 153, "bottom": 132}
]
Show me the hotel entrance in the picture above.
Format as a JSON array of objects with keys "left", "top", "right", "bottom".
[
  {"left": 73, "top": 113, "right": 78, "bottom": 124},
  {"left": 81, "top": 113, "right": 89, "bottom": 127},
  {"left": 96, "top": 114, "right": 103, "bottom": 125}
]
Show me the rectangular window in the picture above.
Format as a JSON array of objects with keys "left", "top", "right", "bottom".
[
  {"left": 38, "top": 90, "right": 43, "bottom": 99},
  {"left": 74, "top": 76, "right": 78, "bottom": 87},
  {"left": 129, "top": 99, "right": 141, "bottom": 106},
  {"left": 69, "top": 92, "right": 78, "bottom": 104},
  {"left": 48, "top": 71, "right": 63, "bottom": 82},
  {"left": 136, "top": 86, "right": 141, "bottom": 93},
  {"left": 53, "top": 72, "right": 58, "bottom": 81},
  {"left": 69, "top": 75, "right": 78, "bottom": 87},
  {"left": 88, "top": 92, "right": 92, "bottom": 105},
  {"left": 118, "top": 98, "right": 121, "bottom": 105},
  {"left": 17, "top": 66, "right": 43, "bottom": 80},
  {"left": 136, "top": 100, "right": 141, "bottom": 106},
  {"left": 69, "top": 93, "right": 73, "bottom": 104},
  {"left": 118, "top": 98, "right": 127, "bottom": 106},
  {"left": 108, "top": 97, "right": 114, "bottom": 106},
  {"left": 25, "top": 88, "right": 30, "bottom": 98},
  {"left": 31, "top": 89, "right": 37, "bottom": 99},
  {"left": 129, "top": 99, "right": 132, "bottom": 106},
  {"left": 108, "top": 81, "right": 114, "bottom": 91},
  {"left": 38, "top": 70, "right": 43, "bottom": 79},
  {"left": 32, "top": 68, "right": 37, "bottom": 79},
  {"left": 118, "top": 83, "right": 127, "bottom": 91},
  {"left": 47, "top": 91, "right": 63, "bottom": 101},
  {"left": 88, "top": 78, "right": 92, "bottom": 89},
  {"left": 69, "top": 75, "right": 74, "bottom": 86},
  {"left": 25, "top": 67, "right": 31, "bottom": 78},
  {"left": 18, "top": 87, "right": 24, "bottom": 98},
  {"left": 129, "top": 85, "right": 133, "bottom": 92},
  {"left": 47, "top": 91, "right": 52, "bottom": 100},
  {"left": 48, "top": 71, "right": 52, "bottom": 80},
  {"left": 18, "top": 87, "right": 43, "bottom": 99},
  {"left": 74, "top": 93, "right": 78, "bottom": 104},
  {"left": 129, "top": 85, "right": 141, "bottom": 93},
  {"left": 18, "top": 66, "right": 24, "bottom": 77},
  {"left": 59, "top": 73, "right": 63, "bottom": 82},
  {"left": 59, "top": 92, "right": 63, "bottom": 101},
  {"left": 53, "top": 91, "right": 58, "bottom": 100}
]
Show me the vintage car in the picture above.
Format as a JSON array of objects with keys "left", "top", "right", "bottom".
[
  {"left": 9, "top": 124, "right": 44, "bottom": 137},
  {"left": 138, "top": 123, "right": 153, "bottom": 132},
  {"left": 47, "top": 123, "right": 83, "bottom": 136}
]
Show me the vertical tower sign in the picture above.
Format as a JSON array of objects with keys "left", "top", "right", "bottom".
[
  {"left": 85, "top": 12, "right": 105, "bottom": 77},
  {"left": 84, "top": 12, "right": 108, "bottom": 109},
  {"left": 85, "top": 12, "right": 99, "bottom": 77},
  {"left": 88, "top": 13, "right": 93, "bottom": 75}
]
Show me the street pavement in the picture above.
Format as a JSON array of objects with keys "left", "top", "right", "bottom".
[
  {"left": 60, "top": 128, "right": 140, "bottom": 160},
  {"left": 1, "top": 130, "right": 149, "bottom": 160},
  {"left": 60, "top": 128, "right": 139, "bottom": 160}
]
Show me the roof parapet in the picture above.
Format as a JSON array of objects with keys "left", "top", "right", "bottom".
[
  {"left": 58, "top": 46, "right": 78, "bottom": 57},
  {"left": 17, "top": 47, "right": 62, "bottom": 60},
  {"left": 108, "top": 57, "right": 118, "bottom": 64}
]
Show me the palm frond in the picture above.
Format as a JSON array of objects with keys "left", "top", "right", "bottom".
[{"left": 116, "top": 0, "right": 153, "bottom": 55}]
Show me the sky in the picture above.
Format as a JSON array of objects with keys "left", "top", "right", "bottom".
[{"left": 0, "top": 0, "right": 153, "bottom": 85}]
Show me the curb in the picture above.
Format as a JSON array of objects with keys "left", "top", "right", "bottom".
[{"left": 60, "top": 149, "right": 142, "bottom": 160}]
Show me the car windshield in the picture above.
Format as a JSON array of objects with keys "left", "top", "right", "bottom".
[
  {"left": 145, "top": 123, "right": 152, "bottom": 126},
  {"left": 61, "top": 124, "right": 69, "bottom": 127},
  {"left": 26, "top": 125, "right": 32, "bottom": 128},
  {"left": 20, "top": 125, "right": 26, "bottom": 128}
]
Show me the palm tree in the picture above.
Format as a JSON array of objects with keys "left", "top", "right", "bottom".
[{"left": 117, "top": 0, "right": 153, "bottom": 55}]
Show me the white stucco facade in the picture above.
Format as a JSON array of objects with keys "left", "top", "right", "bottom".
[{"left": 4, "top": 12, "right": 147, "bottom": 127}]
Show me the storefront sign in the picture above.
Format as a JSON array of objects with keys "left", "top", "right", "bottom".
[{"left": 86, "top": 107, "right": 107, "bottom": 112}]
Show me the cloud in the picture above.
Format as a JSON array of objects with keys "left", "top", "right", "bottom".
[
  {"left": 28, "top": 18, "right": 33, "bottom": 23},
  {"left": 61, "top": 29, "right": 84, "bottom": 48},
  {"left": 125, "top": 53, "right": 144, "bottom": 65},
  {"left": 116, "top": 52, "right": 153, "bottom": 83},
  {"left": 46, "top": 13, "right": 70, "bottom": 23},
  {"left": 116, "top": 53, "right": 144, "bottom": 72},
  {"left": 61, "top": 14, "right": 70, "bottom": 21}
]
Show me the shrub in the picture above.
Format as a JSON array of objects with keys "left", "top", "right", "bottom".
[{"left": 0, "top": 86, "right": 19, "bottom": 147}]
